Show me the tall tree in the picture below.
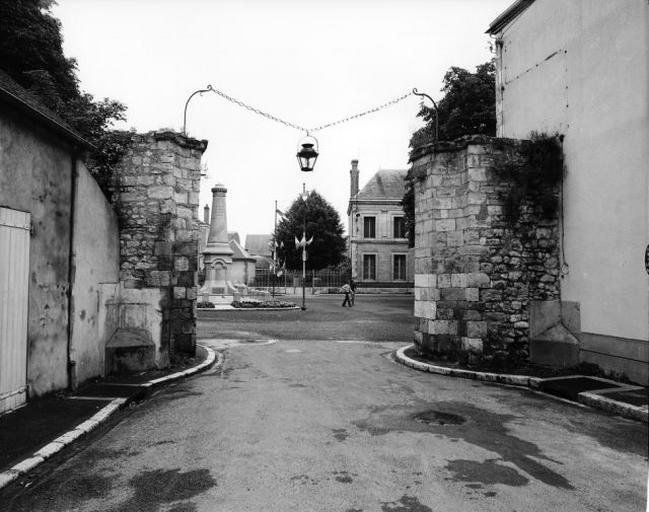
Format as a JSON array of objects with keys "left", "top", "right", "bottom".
[
  {"left": 402, "top": 61, "right": 496, "bottom": 246},
  {"left": 0, "top": 0, "right": 128, "bottom": 196},
  {"left": 275, "top": 191, "right": 346, "bottom": 271}
]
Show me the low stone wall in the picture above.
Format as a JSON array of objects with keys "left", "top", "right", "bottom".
[
  {"left": 112, "top": 131, "right": 207, "bottom": 366},
  {"left": 412, "top": 136, "right": 560, "bottom": 365}
]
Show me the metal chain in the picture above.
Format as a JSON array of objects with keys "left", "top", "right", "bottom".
[
  {"left": 209, "top": 87, "right": 413, "bottom": 134},
  {"left": 210, "top": 87, "right": 308, "bottom": 132},
  {"left": 309, "top": 91, "right": 413, "bottom": 133}
]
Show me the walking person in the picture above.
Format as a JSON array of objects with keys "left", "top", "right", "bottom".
[
  {"left": 349, "top": 278, "right": 357, "bottom": 306},
  {"left": 341, "top": 282, "right": 352, "bottom": 307}
]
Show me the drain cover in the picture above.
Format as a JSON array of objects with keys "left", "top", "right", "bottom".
[{"left": 413, "top": 410, "right": 466, "bottom": 426}]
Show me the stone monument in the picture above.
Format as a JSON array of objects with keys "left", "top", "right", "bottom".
[{"left": 199, "top": 184, "right": 236, "bottom": 304}]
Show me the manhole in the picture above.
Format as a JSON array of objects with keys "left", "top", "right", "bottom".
[{"left": 413, "top": 410, "right": 466, "bottom": 426}]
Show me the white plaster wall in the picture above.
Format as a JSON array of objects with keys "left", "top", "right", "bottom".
[
  {"left": 70, "top": 162, "right": 119, "bottom": 384},
  {"left": 0, "top": 109, "right": 72, "bottom": 396},
  {"left": 494, "top": 0, "right": 649, "bottom": 343}
]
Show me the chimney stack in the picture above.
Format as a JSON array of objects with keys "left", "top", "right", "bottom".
[
  {"left": 203, "top": 204, "right": 210, "bottom": 224},
  {"left": 350, "top": 159, "right": 359, "bottom": 197}
]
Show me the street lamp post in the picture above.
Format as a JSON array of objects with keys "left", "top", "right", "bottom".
[{"left": 295, "top": 183, "right": 312, "bottom": 311}]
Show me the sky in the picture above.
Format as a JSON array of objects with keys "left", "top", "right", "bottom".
[{"left": 53, "top": 0, "right": 512, "bottom": 242}]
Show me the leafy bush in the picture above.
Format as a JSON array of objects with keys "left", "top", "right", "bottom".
[
  {"left": 492, "top": 132, "right": 564, "bottom": 222},
  {"left": 197, "top": 301, "right": 215, "bottom": 309}
]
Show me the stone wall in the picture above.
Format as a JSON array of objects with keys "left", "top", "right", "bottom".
[
  {"left": 113, "top": 131, "right": 207, "bottom": 362},
  {"left": 412, "top": 136, "right": 560, "bottom": 366}
]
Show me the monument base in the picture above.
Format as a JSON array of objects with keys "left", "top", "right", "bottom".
[{"left": 199, "top": 280, "right": 238, "bottom": 305}]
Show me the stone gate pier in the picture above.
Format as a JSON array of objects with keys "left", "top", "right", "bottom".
[
  {"left": 105, "top": 130, "right": 207, "bottom": 373},
  {"left": 411, "top": 136, "right": 563, "bottom": 367}
]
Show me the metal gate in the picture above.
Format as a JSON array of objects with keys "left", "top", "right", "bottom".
[{"left": 0, "top": 207, "right": 30, "bottom": 414}]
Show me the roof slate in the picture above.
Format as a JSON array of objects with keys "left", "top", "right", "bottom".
[
  {"left": 356, "top": 169, "right": 407, "bottom": 200},
  {"left": 245, "top": 234, "right": 272, "bottom": 256},
  {"left": 487, "top": 0, "right": 535, "bottom": 34},
  {"left": 229, "top": 239, "right": 255, "bottom": 260}
]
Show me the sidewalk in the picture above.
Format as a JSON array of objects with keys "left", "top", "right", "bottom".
[
  {"left": 395, "top": 345, "right": 648, "bottom": 424},
  {"left": 0, "top": 344, "right": 219, "bottom": 490}
]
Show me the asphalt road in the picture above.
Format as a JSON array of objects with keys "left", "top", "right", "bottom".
[
  {"left": 197, "top": 294, "right": 415, "bottom": 342},
  {"left": 3, "top": 295, "right": 647, "bottom": 511}
]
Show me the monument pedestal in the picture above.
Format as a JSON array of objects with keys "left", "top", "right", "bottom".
[{"left": 200, "top": 183, "right": 235, "bottom": 304}]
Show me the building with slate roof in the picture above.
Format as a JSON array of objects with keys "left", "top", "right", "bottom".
[
  {"left": 244, "top": 233, "right": 274, "bottom": 270},
  {"left": 347, "top": 160, "right": 413, "bottom": 287},
  {"left": 245, "top": 234, "right": 272, "bottom": 258}
]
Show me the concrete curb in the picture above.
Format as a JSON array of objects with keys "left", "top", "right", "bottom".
[
  {"left": 0, "top": 344, "right": 220, "bottom": 490},
  {"left": 395, "top": 344, "right": 647, "bottom": 424},
  {"left": 578, "top": 390, "right": 648, "bottom": 423},
  {"left": 199, "top": 306, "right": 301, "bottom": 312}
]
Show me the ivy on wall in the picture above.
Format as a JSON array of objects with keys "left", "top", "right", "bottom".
[
  {"left": 87, "top": 129, "right": 135, "bottom": 202},
  {"left": 492, "top": 132, "right": 564, "bottom": 222}
]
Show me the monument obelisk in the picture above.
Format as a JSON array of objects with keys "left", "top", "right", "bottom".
[{"left": 199, "top": 184, "right": 235, "bottom": 304}]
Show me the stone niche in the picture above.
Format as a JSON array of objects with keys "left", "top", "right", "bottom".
[
  {"left": 411, "top": 135, "right": 562, "bottom": 366},
  {"left": 107, "top": 130, "right": 207, "bottom": 373}
]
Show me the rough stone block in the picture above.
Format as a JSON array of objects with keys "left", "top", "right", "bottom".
[
  {"left": 462, "top": 309, "right": 482, "bottom": 320},
  {"left": 154, "top": 241, "right": 172, "bottom": 257},
  {"left": 428, "top": 320, "right": 455, "bottom": 335},
  {"left": 441, "top": 288, "right": 466, "bottom": 301},
  {"left": 436, "top": 308, "right": 455, "bottom": 320},
  {"left": 435, "top": 219, "right": 456, "bottom": 232},
  {"left": 447, "top": 231, "right": 464, "bottom": 246},
  {"left": 148, "top": 186, "right": 174, "bottom": 200},
  {"left": 175, "top": 229, "right": 194, "bottom": 242},
  {"left": 451, "top": 273, "right": 468, "bottom": 288},
  {"left": 468, "top": 168, "right": 487, "bottom": 182},
  {"left": 467, "top": 272, "right": 491, "bottom": 287},
  {"left": 160, "top": 199, "right": 177, "bottom": 214},
  {"left": 467, "top": 192, "right": 487, "bottom": 205},
  {"left": 461, "top": 337, "right": 483, "bottom": 353},
  {"left": 422, "top": 301, "right": 436, "bottom": 320},
  {"left": 119, "top": 192, "right": 140, "bottom": 203},
  {"left": 466, "top": 288, "right": 480, "bottom": 302},
  {"left": 173, "top": 287, "right": 186, "bottom": 299},
  {"left": 174, "top": 256, "right": 189, "bottom": 272},
  {"left": 466, "top": 321, "right": 488, "bottom": 338},
  {"left": 175, "top": 271, "right": 195, "bottom": 287},
  {"left": 437, "top": 274, "right": 451, "bottom": 288},
  {"left": 146, "top": 271, "right": 171, "bottom": 287}
]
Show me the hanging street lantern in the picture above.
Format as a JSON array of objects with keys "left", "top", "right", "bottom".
[{"left": 296, "top": 135, "right": 319, "bottom": 172}]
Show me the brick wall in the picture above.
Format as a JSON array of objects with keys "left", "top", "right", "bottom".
[
  {"left": 412, "top": 136, "right": 560, "bottom": 366},
  {"left": 114, "top": 130, "right": 207, "bottom": 359}
]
